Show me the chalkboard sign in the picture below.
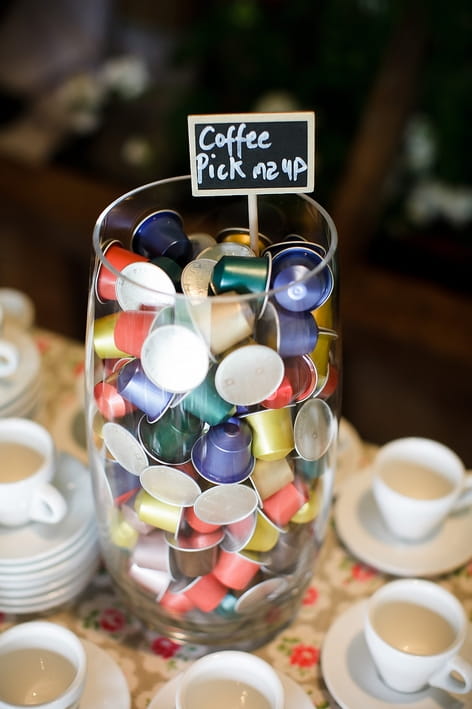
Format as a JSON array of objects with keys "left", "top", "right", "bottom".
[{"left": 188, "top": 112, "right": 315, "bottom": 196}]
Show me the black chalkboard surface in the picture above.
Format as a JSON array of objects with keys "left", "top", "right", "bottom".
[{"left": 188, "top": 112, "right": 315, "bottom": 196}]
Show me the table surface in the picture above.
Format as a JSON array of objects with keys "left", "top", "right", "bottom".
[{"left": 1, "top": 329, "right": 471, "bottom": 709}]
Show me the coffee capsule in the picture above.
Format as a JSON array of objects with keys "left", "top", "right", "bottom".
[
  {"left": 293, "top": 398, "right": 337, "bottom": 461},
  {"left": 215, "top": 344, "right": 284, "bottom": 406},
  {"left": 244, "top": 407, "right": 294, "bottom": 461},
  {"left": 132, "top": 210, "right": 192, "bottom": 266},
  {"left": 191, "top": 418, "right": 254, "bottom": 484}
]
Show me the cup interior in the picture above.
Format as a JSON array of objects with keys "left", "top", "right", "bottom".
[
  {"left": 0, "top": 621, "right": 86, "bottom": 708},
  {"left": 0, "top": 418, "right": 54, "bottom": 486},
  {"left": 374, "top": 437, "right": 464, "bottom": 502}
]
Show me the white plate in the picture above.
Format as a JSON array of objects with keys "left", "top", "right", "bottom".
[
  {"left": 148, "top": 667, "right": 313, "bottom": 709},
  {"left": 0, "top": 453, "right": 96, "bottom": 566},
  {"left": 0, "top": 524, "right": 98, "bottom": 577},
  {"left": 321, "top": 600, "right": 472, "bottom": 709},
  {"left": 0, "top": 523, "right": 98, "bottom": 575},
  {"left": 0, "top": 543, "right": 100, "bottom": 596},
  {"left": 0, "top": 560, "right": 99, "bottom": 613},
  {"left": 81, "top": 640, "right": 130, "bottom": 709},
  {"left": 334, "top": 468, "right": 472, "bottom": 577}
]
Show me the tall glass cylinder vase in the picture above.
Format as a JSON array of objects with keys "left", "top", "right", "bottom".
[{"left": 84, "top": 175, "right": 340, "bottom": 649}]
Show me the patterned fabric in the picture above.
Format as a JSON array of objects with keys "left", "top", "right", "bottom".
[{"left": 1, "top": 330, "right": 470, "bottom": 708}]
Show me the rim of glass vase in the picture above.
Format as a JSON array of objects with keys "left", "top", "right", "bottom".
[{"left": 92, "top": 174, "right": 338, "bottom": 306}]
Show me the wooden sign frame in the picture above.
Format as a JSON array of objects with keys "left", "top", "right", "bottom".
[{"left": 188, "top": 112, "right": 315, "bottom": 196}]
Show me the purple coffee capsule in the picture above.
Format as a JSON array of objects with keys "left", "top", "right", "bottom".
[
  {"left": 271, "top": 246, "right": 334, "bottom": 312},
  {"left": 117, "top": 359, "right": 174, "bottom": 422},
  {"left": 132, "top": 210, "right": 193, "bottom": 266},
  {"left": 256, "top": 300, "right": 318, "bottom": 358},
  {"left": 192, "top": 418, "right": 255, "bottom": 484}
]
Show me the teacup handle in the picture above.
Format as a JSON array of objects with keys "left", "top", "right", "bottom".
[
  {"left": 0, "top": 339, "right": 19, "bottom": 378},
  {"left": 452, "top": 473, "right": 472, "bottom": 512},
  {"left": 429, "top": 655, "right": 472, "bottom": 694},
  {"left": 30, "top": 483, "right": 67, "bottom": 524}
]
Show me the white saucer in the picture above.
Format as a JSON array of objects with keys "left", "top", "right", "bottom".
[
  {"left": 81, "top": 639, "right": 130, "bottom": 709},
  {"left": 0, "top": 452, "right": 96, "bottom": 566},
  {"left": 0, "top": 325, "right": 41, "bottom": 410},
  {"left": 335, "top": 418, "right": 364, "bottom": 492},
  {"left": 321, "top": 600, "right": 472, "bottom": 709},
  {"left": 334, "top": 468, "right": 472, "bottom": 576},
  {"left": 0, "top": 560, "right": 99, "bottom": 613},
  {"left": 148, "top": 666, "right": 313, "bottom": 709}
]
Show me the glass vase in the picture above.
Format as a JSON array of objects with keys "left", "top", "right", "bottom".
[{"left": 84, "top": 175, "right": 340, "bottom": 649}]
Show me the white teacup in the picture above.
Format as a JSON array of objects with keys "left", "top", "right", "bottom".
[
  {"left": 371, "top": 437, "right": 472, "bottom": 541},
  {"left": 0, "top": 621, "right": 87, "bottom": 709},
  {"left": 175, "top": 650, "right": 284, "bottom": 709},
  {"left": 0, "top": 418, "right": 67, "bottom": 526},
  {"left": 364, "top": 578, "right": 472, "bottom": 694}
]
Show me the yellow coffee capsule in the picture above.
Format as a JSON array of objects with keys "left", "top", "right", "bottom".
[
  {"left": 245, "top": 407, "right": 294, "bottom": 461},
  {"left": 134, "top": 489, "right": 182, "bottom": 534},
  {"left": 93, "top": 313, "right": 129, "bottom": 359},
  {"left": 243, "top": 511, "right": 279, "bottom": 552},
  {"left": 109, "top": 509, "right": 139, "bottom": 549},
  {"left": 291, "top": 488, "right": 320, "bottom": 524}
]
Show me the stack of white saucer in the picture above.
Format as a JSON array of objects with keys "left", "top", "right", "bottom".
[
  {"left": 0, "top": 324, "right": 42, "bottom": 419},
  {"left": 0, "top": 452, "right": 100, "bottom": 614}
]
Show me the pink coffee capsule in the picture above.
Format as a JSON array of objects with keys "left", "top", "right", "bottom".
[
  {"left": 94, "top": 380, "right": 135, "bottom": 420},
  {"left": 184, "top": 574, "right": 228, "bottom": 612},
  {"left": 113, "top": 310, "right": 157, "bottom": 358},
  {"left": 96, "top": 241, "right": 148, "bottom": 302},
  {"left": 184, "top": 506, "right": 222, "bottom": 534},
  {"left": 160, "top": 589, "right": 195, "bottom": 615},
  {"left": 262, "top": 482, "right": 306, "bottom": 527},
  {"left": 212, "top": 549, "right": 260, "bottom": 590}
]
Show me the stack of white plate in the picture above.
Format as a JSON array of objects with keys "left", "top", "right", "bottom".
[
  {"left": 0, "top": 452, "right": 100, "bottom": 614},
  {"left": 0, "top": 324, "right": 42, "bottom": 419}
]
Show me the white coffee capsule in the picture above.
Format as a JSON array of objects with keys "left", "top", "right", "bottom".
[
  {"left": 193, "top": 484, "right": 258, "bottom": 526},
  {"left": 294, "top": 398, "right": 337, "bottom": 461},
  {"left": 140, "top": 465, "right": 200, "bottom": 507},
  {"left": 102, "top": 422, "right": 148, "bottom": 476},
  {"left": 215, "top": 344, "right": 284, "bottom": 406},
  {"left": 115, "top": 261, "right": 176, "bottom": 310},
  {"left": 141, "top": 324, "right": 209, "bottom": 394}
]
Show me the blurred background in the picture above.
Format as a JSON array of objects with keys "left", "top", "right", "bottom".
[{"left": 0, "top": 0, "right": 470, "bottom": 464}]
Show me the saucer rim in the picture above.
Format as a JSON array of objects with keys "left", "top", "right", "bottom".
[
  {"left": 334, "top": 468, "right": 472, "bottom": 577},
  {"left": 321, "top": 599, "right": 472, "bottom": 709},
  {"left": 80, "top": 639, "right": 130, "bottom": 709}
]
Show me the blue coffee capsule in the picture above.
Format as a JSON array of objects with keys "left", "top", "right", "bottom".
[
  {"left": 191, "top": 418, "right": 255, "bottom": 484},
  {"left": 132, "top": 210, "right": 193, "bottom": 266},
  {"left": 256, "top": 300, "right": 318, "bottom": 358},
  {"left": 271, "top": 246, "right": 334, "bottom": 312},
  {"left": 117, "top": 359, "right": 174, "bottom": 422}
]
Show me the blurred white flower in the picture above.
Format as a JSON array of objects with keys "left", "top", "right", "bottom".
[
  {"left": 121, "top": 136, "right": 153, "bottom": 167},
  {"left": 404, "top": 115, "right": 436, "bottom": 174},
  {"left": 253, "top": 90, "right": 300, "bottom": 113},
  {"left": 42, "top": 72, "right": 106, "bottom": 133},
  {"left": 405, "top": 179, "right": 472, "bottom": 227},
  {"left": 99, "top": 55, "right": 150, "bottom": 99}
]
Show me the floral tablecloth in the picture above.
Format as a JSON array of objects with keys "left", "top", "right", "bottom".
[{"left": 1, "top": 329, "right": 471, "bottom": 708}]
